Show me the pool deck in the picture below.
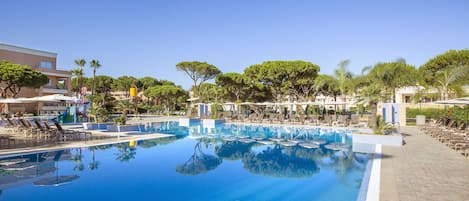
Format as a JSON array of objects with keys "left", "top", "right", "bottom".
[
  {"left": 0, "top": 131, "right": 173, "bottom": 157},
  {"left": 0, "top": 116, "right": 181, "bottom": 157},
  {"left": 380, "top": 126, "right": 469, "bottom": 201}
]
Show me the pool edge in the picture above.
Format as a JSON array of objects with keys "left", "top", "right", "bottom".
[{"left": 357, "top": 144, "right": 381, "bottom": 201}]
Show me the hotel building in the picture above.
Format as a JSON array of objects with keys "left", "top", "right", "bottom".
[{"left": 0, "top": 43, "right": 72, "bottom": 114}]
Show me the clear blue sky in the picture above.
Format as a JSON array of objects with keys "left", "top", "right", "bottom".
[{"left": 1, "top": 0, "right": 468, "bottom": 89}]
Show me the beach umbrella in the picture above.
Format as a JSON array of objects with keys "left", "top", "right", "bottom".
[
  {"left": 0, "top": 97, "right": 40, "bottom": 103},
  {"left": 33, "top": 94, "right": 79, "bottom": 103}
]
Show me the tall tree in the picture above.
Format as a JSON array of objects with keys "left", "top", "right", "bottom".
[
  {"left": 313, "top": 74, "right": 340, "bottom": 100},
  {"left": 90, "top": 75, "right": 115, "bottom": 109},
  {"left": 176, "top": 61, "right": 221, "bottom": 103},
  {"left": 367, "top": 59, "right": 417, "bottom": 102},
  {"left": 112, "top": 76, "right": 138, "bottom": 97},
  {"left": 419, "top": 49, "right": 469, "bottom": 86},
  {"left": 70, "top": 68, "right": 83, "bottom": 95},
  {"left": 0, "top": 61, "right": 49, "bottom": 98},
  {"left": 355, "top": 83, "right": 384, "bottom": 130},
  {"left": 144, "top": 85, "right": 187, "bottom": 114},
  {"left": 354, "top": 64, "right": 391, "bottom": 130},
  {"left": 89, "top": 59, "right": 101, "bottom": 97},
  {"left": 334, "top": 60, "right": 353, "bottom": 110},
  {"left": 199, "top": 83, "right": 223, "bottom": 103},
  {"left": 284, "top": 61, "right": 320, "bottom": 102},
  {"left": 74, "top": 58, "right": 86, "bottom": 93},
  {"left": 244, "top": 61, "right": 290, "bottom": 103},
  {"left": 215, "top": 72, "right": 246, "bottom": 102},
  {"left": 433, "top": 65, "right": 469, "bottom": 100},
  {"left": 139, "top": 76, "right": 160, "bottom": 91}
]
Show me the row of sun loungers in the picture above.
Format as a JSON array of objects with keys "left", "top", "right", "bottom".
[
  {"left": 421, "top": 119, "right": 469, "bottom": 158},
  {"left": 1, "top": 117, "right": 91, "bottom": 146},
  {"left": 225, "top": 114, "right": 365, "bottom": 128}
]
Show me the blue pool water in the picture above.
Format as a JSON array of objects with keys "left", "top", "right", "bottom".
[{"left": 0, "top": 122, "right": 370, "bottom": 201}]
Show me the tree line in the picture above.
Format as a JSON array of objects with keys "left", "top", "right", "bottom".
[
  {"left": 176, "top": 49, "right": 469, "bottom": 129},
  {"left": 1, "top": 49, "right": 468, "bottom": 128}
]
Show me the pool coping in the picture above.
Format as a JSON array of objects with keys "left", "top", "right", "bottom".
[
  {"left": 0, "top": 133, "right": 174, "bottom": 158},
  {"left": 356, "top": 144, "right": 381, "bottom": 201}
]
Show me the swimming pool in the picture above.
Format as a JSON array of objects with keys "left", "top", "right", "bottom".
[{"left": 0, "top": 122, "right": 370, "bottom": 201}]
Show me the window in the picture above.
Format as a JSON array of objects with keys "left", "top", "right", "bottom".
[
  {"left": 57, "top": 80, "right": 65, "bottom": 89},
  {"left": 40, "top": 61, "right": 52, "bottom": 69}
]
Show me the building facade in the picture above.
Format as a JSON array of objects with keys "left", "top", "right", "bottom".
[{"left": 0, "top": 43, "right": 72, "bottom": 114}]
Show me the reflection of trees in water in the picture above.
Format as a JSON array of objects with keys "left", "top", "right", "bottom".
[
  {"left": 242, "top": 145, "right": 319, "bottom": 178},
  {"left": 84, "top": 144, "right": 112, "bottom": 169},
  {"left": 176, "top": 141, "right": 222, "bottom": 175},
  {"left": 215, "top": 141, "right": 254, "bottom": 160},
  {"left": 283, "top": 146, "right": 333, "bottom": 162},
  {"left": 114, "top": 143, "right": 137, "bottom": 162},
  {"left": 329, "top": 150, "right": 367, "bottom": 183},
  {"left": 88, "top": 147, "right": 99, "bottom": 170},
  {"left": 71, "top": 148, "right": 84, "bottom": 171},
  {"left": 288, "top": 144, "right": 367, "bottom": 185},
  {"left": 138, "top": 136, "right": 181, "bottom": 148}
]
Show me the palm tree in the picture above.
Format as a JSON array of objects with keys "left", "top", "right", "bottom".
[
  {"left": 433, "top": 65, "right": 469, "bottom": 100},
  {"left": 74, "top": 58, "right": 86, "bottom": 93},
  {"left": 368, "top": 59, "right": 417, "bottom": 102},
  {"left": 71, "top": 148, "right": 84, "bottom": 172},
  {"left": 115, "top": 99, "right": 133, "bottom": 121},
  {"left": 70, "top": 68, "right": 83, "bottom": 95},
  {"left": 88, "top": 148, "right": 99, "bottom": 170},
  {"left": 334, "top": 60, "right": 353, "bottom": 111},
  {"left": 89, "top": 59, "right": 101, "bottom": 97},
  {"left": 356, "top": 84, "right": 384, "bottom": 130}
]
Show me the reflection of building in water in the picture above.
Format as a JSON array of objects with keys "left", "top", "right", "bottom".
[
  {"left": 188, "top": 124, "right": 220, "bottom": 138},
  {"left": 0, "top": 150, "right": 71, "bottom": 189}
]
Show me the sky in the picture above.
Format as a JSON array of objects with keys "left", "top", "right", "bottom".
[{"left": 1, "top": 0, "right": 468, "bottom": 89}]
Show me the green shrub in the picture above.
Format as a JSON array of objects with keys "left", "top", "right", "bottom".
[
  {"left": 406, "top": 108, "right": 445, "bottom": 119},
  {"left": 407, "top": 106, "right": 469, "bottom": 122},
  {"left": 374, "top": 115, "right": 396, "bottom": 134},
  {"left": 113, "top": 116, "right": 126, "bottom": 125},
  {"left": 210, "top": 103, "right": 223, "bottom": 119},
  {"left": 89, "top": 106, "right": 110, "bottom": 123}
]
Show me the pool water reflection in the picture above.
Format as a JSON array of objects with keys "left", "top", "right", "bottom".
[{"left": 0, "top": 123, "right": 370, "bottom": 201}]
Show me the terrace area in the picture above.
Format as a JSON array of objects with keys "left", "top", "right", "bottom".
[{"left": 380, "top": 126, "right": 469, "bottom": 200}]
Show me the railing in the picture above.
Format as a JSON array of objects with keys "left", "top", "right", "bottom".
[
  {"left": 41, "top": 105, "right": 66, "bottom": 111},
  {"left": 42, "top": 87, "right": 68, "bottom": 94}
]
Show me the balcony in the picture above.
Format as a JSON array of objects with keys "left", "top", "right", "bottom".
[
  {"left": 42, "top": 87, "right": 69, "bottom": 94},
  {"left": 41, "top": 105, "right": 66, "bottom": 111},
  {"left": 10, "top": 106, "right": 26, "bottom": 112}
]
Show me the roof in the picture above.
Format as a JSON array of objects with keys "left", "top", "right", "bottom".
[{"left": 0, "top": 43, "right": 57, "bottom": 58}]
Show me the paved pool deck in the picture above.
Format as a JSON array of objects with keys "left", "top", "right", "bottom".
[
  {"left": 0, "top": 116, "right": 182, "bottom": 157},
  {"left": 380, "top": 126, "right": 469, "bottom": 201}
]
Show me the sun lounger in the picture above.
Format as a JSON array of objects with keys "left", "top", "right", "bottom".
[
  {"left": 17, "top": 119, "right": 41, "bottom": 137},
  {"left": 53, "top": 121, "right": 91, "bottom": 141},
  {"left": 33, "top": 120, "right": 56, "bottom": 138}
]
